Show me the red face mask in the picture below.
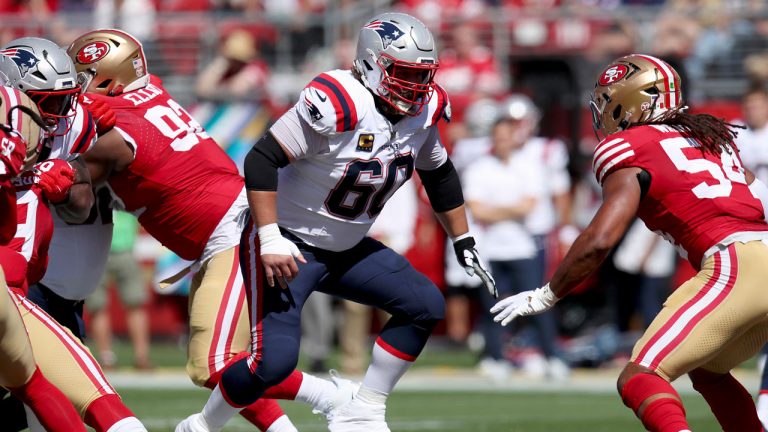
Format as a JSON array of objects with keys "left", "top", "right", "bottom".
[
  {"left": 25, "top": 86, "right": 81, "bottom": 136},
  {"left": 377, "top": 54, "right": 438, "bottom": 116}
]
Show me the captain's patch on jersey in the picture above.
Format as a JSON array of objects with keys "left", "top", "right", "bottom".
[{"left": 356, "top": 133, "right": 374, "bottom": 152}]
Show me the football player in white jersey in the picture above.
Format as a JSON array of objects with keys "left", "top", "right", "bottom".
[{"left": 178, "top": 12, "right": 495, "bottom": 432}]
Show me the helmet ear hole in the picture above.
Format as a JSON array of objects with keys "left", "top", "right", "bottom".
[
  {"left": 612, "top": 104, "right": 623, "bottom": 120},
  {"left": 362, "top": 60, "right": 374, "bottom": 71},
  {"left": 96, "top": 79, "right": 111, "bottom": 89}
]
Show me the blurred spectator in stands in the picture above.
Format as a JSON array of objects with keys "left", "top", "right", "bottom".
[
  {"left": 650, "top": 11, "right": 696, "bottom": 98},
  {"left": 611, "top": 220, "right": 676, "bottom": 337},
  {"left": 195, "top": 29, "right": 270, "bottom": 102},
  {"left": 736, "top": 83, "right": 768, "bottom": 184},
  {"left": 301, "top": 292, "right": 334, "bottom": 373},
  {"left": 337, "top": 184, "right": 417, "bottom": 375},
  {"left": 94, "top": 0, "right": 156, "bottom": 43},
  {"left": 463, "top": 116, "right": 567, "bottom": 380},
  {"left": 87, "top": 211, "right": 152, "bottom": 371},
  {"left": 443, "top": 98, "right": 499, "bottom": 347},
  {"left": 436, "top": 21, "right": 504, "bottom": 144}
]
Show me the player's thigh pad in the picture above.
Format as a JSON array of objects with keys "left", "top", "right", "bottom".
[
  {"left": 0, "top": 280, "right": 35, "bottom": 388},
  {"left": 631, "top": 242, "right": 768, "bottom": 381},
  {"left": 12, "top": 291, "right": 116, "bottom": 416},
  {"left": 187, "top": 246, "right": 250, "bottom": 386},
  {"left": 331, "top": 238, "right": 444, "bottom": 320}
]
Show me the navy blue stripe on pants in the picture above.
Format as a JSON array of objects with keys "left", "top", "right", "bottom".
[{"left": 220, "top": 219, "right": 445, "bottom": 407}]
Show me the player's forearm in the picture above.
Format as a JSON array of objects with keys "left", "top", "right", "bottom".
[
  {"left": 247, "top": 190, "right": 278, "bottom": 228},
  {"left": 53, "top": 183, "right": 94, "bottom": 224},
  {"left": 548, "top": 225, "right": 614, "bottom": 298},
  {"left": 435, "top": 205, "right": 469, "bottom": 239}
]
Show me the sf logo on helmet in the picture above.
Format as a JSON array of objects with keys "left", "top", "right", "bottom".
[
  {"left": 76, "top": 42, "right": 110, "bottom": 64},
  {"left": 0, "top": 47, "right": 39, "bottom": 78},
  {"left": 598, "top": 64, "right": 629, "bottom": 86},
  {"left": 364, "top": 20, "right": 405, "bottom": 50}
]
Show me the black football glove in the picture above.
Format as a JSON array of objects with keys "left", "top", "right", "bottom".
[{"left": 453, "top": 236, "right": 497, "bottom": 298}]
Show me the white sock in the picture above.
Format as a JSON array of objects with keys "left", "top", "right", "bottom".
[
  {"left": 757, "top": 393, "right": 768, "bottom": 429},
  {"left": 295, "top": 372, "right": 336, "bottom": 407},
  {"left": 361, "top": 342, "right": 414, "bottom": 395},
  {"left": 106, "top": 417, "right": 148, "bottom": 432},
  {"left": 23, "top": 405, "right": 45, "bottom": 432},
  {"left": 356, "top": 385, "right": 388, "bottom": 405},
  {"left": 265, "top": 415, "right": 298, "bottom": 432},
  {"left": 202, "top": 385, "right": 242, "bottom": 431}
]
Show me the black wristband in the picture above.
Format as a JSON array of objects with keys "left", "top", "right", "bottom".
[{"left": 417, "top": 159, "right": 464, "bottom": 213}]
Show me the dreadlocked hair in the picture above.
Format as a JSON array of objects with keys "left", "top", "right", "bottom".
[{"left": 636, "top": 108, "right": 745, "bottom": 155}]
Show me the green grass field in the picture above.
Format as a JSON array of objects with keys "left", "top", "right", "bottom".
[{"left": 118, "top": 388, "right": 723, "bottom": 432}]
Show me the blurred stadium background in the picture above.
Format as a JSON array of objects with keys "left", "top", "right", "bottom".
[{"left": 7, "top": 0, "right": 768, "bottom": 430}]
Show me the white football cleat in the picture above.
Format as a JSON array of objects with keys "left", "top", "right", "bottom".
[
  {"left": 313, "top": 370, "right": 360, "bottom": 420},
  {"left": 327, "top": 396, "right": 390, "bottom": 432},
  {"left": 176, "top": 413, "right": 216, "bottom": 432}
]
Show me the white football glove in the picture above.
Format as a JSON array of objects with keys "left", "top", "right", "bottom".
[
  {"left": 490, "top": 283, "right": 559, "bottom": 326},
  {"left": 453, "top": 235, "right": 497, "bottom": 298},
  {"left": 258, "top": 223, "right": 302, "bottom": 258}
]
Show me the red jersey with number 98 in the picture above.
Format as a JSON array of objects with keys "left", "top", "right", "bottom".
[
  {"left": 91, "top": 76, "right": 243, "bottom": 260},
  {"left": 593, "top": 124, "right": 768, "bottom": 269}
]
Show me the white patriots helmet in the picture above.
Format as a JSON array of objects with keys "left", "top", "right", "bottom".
[
  {"left": 0, "top": 37, "right": 80, "bottom": 132},
  {"left": 353, "top": 12, "right": 439, "bottom": 116}
]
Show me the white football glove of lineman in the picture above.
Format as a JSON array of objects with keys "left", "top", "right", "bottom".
[
  {"left": 490, "top": 284, "right": 559, "bottom": 326},
  {"left": 453, "top": 234, "right": 497, "bottom": 298},
  {"left": 258, "top": 223, "right": 303, "bottom": 258}
]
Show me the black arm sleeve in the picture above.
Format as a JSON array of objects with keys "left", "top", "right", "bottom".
[
  {"left": 416, "top": 159, "right": 465, "bottom": 213},
  {"left": 243, "top": 132, "right": 291, "bottom": 191}
]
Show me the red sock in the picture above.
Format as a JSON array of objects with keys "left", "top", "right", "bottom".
[
  {"left": 84, "top": 394, "right": 137, "bottom": 432},
  {"left": 9, "top": 367, "right": 86, "bottom": 432},
  {"left": 620, "top": 373, "right": 690, "bottom": 432},
  {"left": 690, "top": 371, "right": 761, "bottom": 432},
  {"left": 263, "top": 370, "right": 303, "bottom": 400},
  {"left": 240, "top": 399, "right": 286, "bottom": 430}
]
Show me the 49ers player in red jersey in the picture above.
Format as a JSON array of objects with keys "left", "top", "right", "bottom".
[
  {"left": 66, "top": 29, "right": 355, "bottom": 432},
  {"left": 492, "top": 54, "right": 768, "bottom": 432},
  {"left": 0, "top": 85, "right": 86, "bottom": 432}
]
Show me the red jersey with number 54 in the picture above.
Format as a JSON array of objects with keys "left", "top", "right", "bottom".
[
  {"left": 593, "top": 124, "right": 768, "bottom": 269},
  {"left": 91, "top": 76, "right": 243, "bottom": 260}
]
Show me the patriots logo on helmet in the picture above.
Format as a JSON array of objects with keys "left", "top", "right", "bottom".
[
  {"left": 364, "top": 20, "right": 404, "bottom": 50},
  {"left": 1, "top": 47, "right": 39, "bottom": 78}
]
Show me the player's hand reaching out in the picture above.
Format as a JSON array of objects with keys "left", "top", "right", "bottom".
[
  {"left": 258, "top": 223, "right": 307, "bottom": 289},
  {"left": 453, "top": 235, "right": 497, "bottom": 298},
  {"left": 79, "top": 94, "right": 116, "bottom": 135},
  {"left": 490, "top": 284, "right": 560, "bottom": 326}
]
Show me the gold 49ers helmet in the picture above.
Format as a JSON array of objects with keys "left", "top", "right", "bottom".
[
  {"left": 66, "top": 29, "right": 149, "bottom": 96},
  {"left": 590, "top": 54, "right": 683, "bottom": 139},
  {"left": 0, "top": 86, "right": 44, "bottom": 168}
]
